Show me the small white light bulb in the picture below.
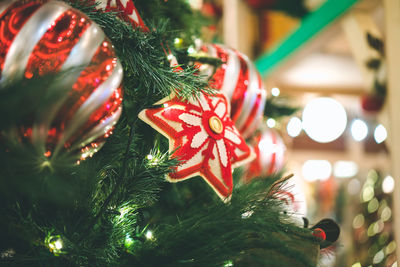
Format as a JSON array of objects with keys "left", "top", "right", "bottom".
[
  {"left": 271, "top": 87, "right": 280, "bottom": 97},
  {"left": 145, "top": 230, "right": 153, "bottom": 240},
  {"left": 54, "top": 240, "right": 63, "bottom": 250},
  {"left": 266, "top": 118, "right": 276, "bottom": 128},
  {"left": 287, "top": 117, "right": 302, "bottom": 137},
  {"left": 351, "top": 119, "right": 368, "bottom": 142},
  {"left": 374, "top": 124, "right": 387, "bottom": 144}
]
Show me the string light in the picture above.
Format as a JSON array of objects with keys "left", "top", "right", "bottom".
[
  {"left": 382, "top": 175, "right": 395, "bottom": 194},
  {"left": 367, "top": 198, "right": 379, "bottom": 213},
  {"left": 187, "top": 46, "right": 195, "bottom": 54},
  {"left": 352, "top": 214, "right": 364, "bottom": 229},
  {"left": 381, "top": 206, "right": 392, "bottom": 222},
  {"left": 351, "top": 119, "right": 368, "bottom": 142},
  {"left": 119, "top": 206, "right": 134, "bottom": 218},
  {"left": 0, "top": 249, "right": 15, "bottom": 258},
  {"left": 362, "top": 186, "right": 374, "bottom": 202},
  {"left": 223, "top": 260, "right": 234, "bottom": 267},
  {"left": 45, "top": 235, "right": 64, "bottom": 256},
  {"left": 241, "top": 210, "right": 254, "bottom": 219},
  {"left": 374, "top": 124, "right": 387, "bottom": 143},
  {"left": 271, "top": 87, "right": 280, "bottom": 97},
  {"left": 287, "top": 117, "right": 302, "bottom": 137},
  {"left": 124, "top": 234, "right": 135, "bottom": 250},
  {"left": 373, "top": 250, "right": 385, "bottom": 264},
  {"left": 174, "top": 37, "right": 183, "bottom": 47},
  {"left": 266, "top": 118, "right": 276, "bottom": 128},
  {"left": 145, "top": 230, "right": 154, "bottom": 240},
  {"left": 385, "top": 241, "right": 396, "bottom": 255}
]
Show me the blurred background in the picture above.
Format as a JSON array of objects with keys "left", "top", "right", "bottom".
[{"left": 188, "top": 0, "right": 398, "bottom": 266}]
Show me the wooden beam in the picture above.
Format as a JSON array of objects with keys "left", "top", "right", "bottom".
[
  {"left": 383, "top": 0, "right": 400, "bottom": 260},
  {"left": 255, "top": 0, "right": 359, "bottom": 76}
]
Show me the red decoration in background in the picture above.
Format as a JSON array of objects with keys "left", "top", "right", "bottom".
[
  {"left": 361, "top": 94, "right": 384, "bottom": 113},
  {"left": 200, "top": 44, "right": 267, "bottom": 139},
  {"left": 0, "top": 0, "right": 123, "bottom": 161},
  {"left": 139, "top": 92, "right": 254, "bottom": 201},
  {"left": 201, "top": 2, "right": 222, "bottom": 18},
  {"left": 244, "top": 128, "right": 285, "bottom": 182}
]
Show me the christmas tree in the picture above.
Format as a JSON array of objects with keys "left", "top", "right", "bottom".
[{"left": 0, "top": 0, "right": 336, "bottom": 266}]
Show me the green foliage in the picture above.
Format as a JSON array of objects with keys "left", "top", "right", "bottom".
[
  {"left": 68, "top": 0, "right": 211, "bottom": 104},
  {"left": 264, "top": 96, "right": 299, "bottom": 120},
  {"left": 124, "top": 177, "right": 319, "bottom": 267}
]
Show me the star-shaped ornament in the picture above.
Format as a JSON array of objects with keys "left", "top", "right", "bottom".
[{"left": 139, "top": 92, "right": 255, "bottom": 201}]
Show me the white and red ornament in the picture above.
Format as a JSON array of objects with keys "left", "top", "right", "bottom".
[
  {"left": 97, "top": 0, "right": 149, "bottom": 31},
  {"left": 139, "top": 92, "right": 255, "bottom": 201},
  {"left": 97, "top": 0, "right": 182, "bottom": 70},
  {"left": 0, "top": 0, "right": 123, "bottom": 161},
  {"left": 244, "top": 128, "right": 285, "bottom": 182},
  {"left": 199, "top": 43, "right": 266, "bottom": 139}
]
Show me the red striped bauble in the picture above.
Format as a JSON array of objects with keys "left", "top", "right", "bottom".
[
  {"left": 200, "top": 43, "right": 266, "bottom": 139},
  {"left": 244, "top": 127, "right": 285, "bottom": 182},
  {"left": 0, "top": 0, "right": 123, "bottom": 162}
]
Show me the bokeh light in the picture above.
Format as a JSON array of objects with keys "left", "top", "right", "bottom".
[
  {"left": 382, "top": 175, "right": 395, "bottom": 194},
  {"left": 271, "top": 87, "right": 280, "bottom": 97},
  {"left": 333, "top": 161, "right": 358, "bottom": 178},
  {"left": 266, "top": 118, "right": 276, "bottom": 128},
  {"left": 287, "top": 117, "right": 302, "bottom": 137},
  {"left": 351, "top": 119, "right": 368, "bottom": 141},
  {"left": 302, "top": 160, "right": 332, "bottom": 182},
  {"left": 374, "top": 124, "right": 387, "bottom": 144},
  {"left": 302, "top": 97, "right": 347, "bottom": 143}
]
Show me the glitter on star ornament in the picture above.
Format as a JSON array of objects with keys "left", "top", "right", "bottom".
[{"left": 139, "top": 92, "right": 255, "bottom": 201}]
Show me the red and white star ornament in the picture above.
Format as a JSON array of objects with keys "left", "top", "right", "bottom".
[{"left": 139, "top": 92, "right": 255, "bottom": 201}]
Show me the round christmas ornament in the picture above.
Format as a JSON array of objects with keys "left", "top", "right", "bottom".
[
  {"left": 0, "top": 0, "right": 123, "bottom": 161},
  {"left": 199, "top": 43, "right": 267, "bottom": 139},
  {"left": 361, "top": 93, "right": 384, "bottom": 113},
  {"left": 97, "top": 0, "right": 149, "bottom": 31},
  {"left": 139, "top": 92, "right": 255, "bottom": 201},
  {"left": 244, "top": 127, "right": 285, "bottom": 182}
]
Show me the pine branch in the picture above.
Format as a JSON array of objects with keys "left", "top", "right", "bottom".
[
  {"left": 264, "top": 96, "right": 299, "bottom": 119},
  {"left": 68, "top": 0, "right": 211, "bottom": 103}
]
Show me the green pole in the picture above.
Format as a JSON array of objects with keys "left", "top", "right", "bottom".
[{"left": 255, "top": 0, "right": 359, "bottom": 77}]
